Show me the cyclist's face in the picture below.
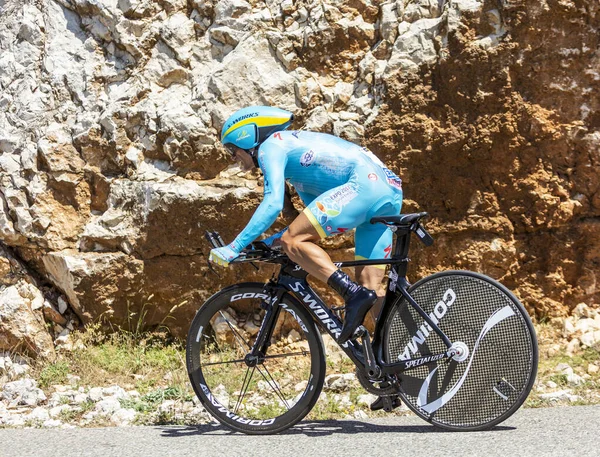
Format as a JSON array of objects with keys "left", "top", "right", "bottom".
[{"left": 225, "top": 144, "right": 254, "bottom": 171}]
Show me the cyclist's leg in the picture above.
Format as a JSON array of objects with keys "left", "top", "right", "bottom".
[
  {"left": 282, "top": 181, "right": 379, "bottom": 342},
  {"left": 280, "top": 211, "right": 337, "bottom": 283},
  {"left": 355, "top": 195, "right": 403, "bottom": 324},
  {"left": 281, "top": 181, "right": 366, "bottom": 283}
]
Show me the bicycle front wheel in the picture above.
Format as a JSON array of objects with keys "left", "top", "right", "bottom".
[
  {"left": 186, "top": 283, "right": 326, "bottom": 434},
  {"left": 383, "top": 271, "right": 538, "bottom": 431}
]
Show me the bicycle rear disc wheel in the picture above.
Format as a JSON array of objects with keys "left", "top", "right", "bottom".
[
  {"left": 383, "top": 271, "right": 538, "bottom": 431},
  {"left": 186, "top": 283, "right": 326, "bottom": 434}
]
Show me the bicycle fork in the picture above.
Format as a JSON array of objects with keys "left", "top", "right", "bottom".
[{"left": 245, "top": 286, "right": 282, "bottom": 365}]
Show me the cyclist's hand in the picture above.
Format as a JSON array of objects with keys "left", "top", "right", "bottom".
[{"left": 209, "top": 245, "right": 239, "bottom": 267}]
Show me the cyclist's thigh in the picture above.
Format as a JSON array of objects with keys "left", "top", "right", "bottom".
[
  {"left": 355, "top": 194, "right": 403, "bottom": 262},
  {"left": 355, "top": 223, "right": 393, "bottom": 263}
]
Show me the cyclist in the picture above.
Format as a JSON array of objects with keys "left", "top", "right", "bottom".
[{"left": 209, "top": 106, "right": 403, "bottom": 348}]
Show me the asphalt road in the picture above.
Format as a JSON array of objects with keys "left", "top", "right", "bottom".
[{"left": 0, "top": 405, "right": 598, "bottom": 457}]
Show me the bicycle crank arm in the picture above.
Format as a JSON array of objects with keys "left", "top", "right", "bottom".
[{"left": 358, "top": 327, "right": 381, "bottom": 378}]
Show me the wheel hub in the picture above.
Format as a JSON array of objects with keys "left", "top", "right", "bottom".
[{"left": 449, "top": 341, "right": 470, "bottom": 362}]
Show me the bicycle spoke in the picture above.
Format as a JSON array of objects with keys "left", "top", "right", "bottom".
[
  {"left": 256, "top": 364, "right": 291, "bottom": 410},
  {"left": 262, "top": 350, "right": 308, "bottom": 360},
  {"left": 202, "top": 357, "right": 247, "bottom": 367},
  {"left": 220, "top": 310, "right": 251, "bottom": 351},
  {"left": 234, "top": 366, "right": 256, "bottom": 414}
]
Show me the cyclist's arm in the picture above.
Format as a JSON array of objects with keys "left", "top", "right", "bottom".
[{"left": 230, "top": 145, "right": 288, "bottom": 252}]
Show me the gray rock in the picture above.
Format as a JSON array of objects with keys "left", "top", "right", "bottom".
[
  {"left": 1, "top": 378, "right": 47, "bottom": 407},
  {"left": 96, "top": 397, "right": 122, "bottom": 415},
  {"left": 111, "top": 408, "right": 137, "bottom": 426}
]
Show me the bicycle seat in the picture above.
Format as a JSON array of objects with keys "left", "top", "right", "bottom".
[{"left": 370, "top": 212, "right": 429, "bottom": 227}]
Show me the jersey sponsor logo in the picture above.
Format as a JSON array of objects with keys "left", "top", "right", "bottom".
[
  {"left": 314, "top": 184, "right": 358, "bottom": 224},
  {"left": 316, "top": 157, "right": 348, "bottom": 175},
  {"left": 300, "top": 150, "right": 315, "bottom": 167},
  {"left": 315, "top": 201, "right": 340, "bottom": 218},
  {"left": 326, "top": 225, "right": 348, "bottom": 234},
  {"left": 368, "top": 173, "right": 378, "bottom": 181},
  {"left": 329, "top": 184, "right": 358, "bottom": 205},
  {"left": 332, "top": 227, "right": 348, "bottom": 234},
  {"left": 273, "top": 132, "right": 283, "bottom": 140},
  {"left": 383, "top": 244, "right": 392, "bottom": 258},
  {"left": 383, "top": 168, "right": 402, "bottom": 189},
  {"left": 236, "top": 129, "right": 251, "bottom": 140}
]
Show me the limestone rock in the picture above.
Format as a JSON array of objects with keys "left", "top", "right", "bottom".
[
  {"left": 0, "top": 281, "right": 56, "bottom": 359},
  {"left": 0, "top": 0, "right": 598, "bottom": 353}
]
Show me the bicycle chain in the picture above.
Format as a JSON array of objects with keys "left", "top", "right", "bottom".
[{"left": 355, "top": 368, "right": 402, "bottom": 396}]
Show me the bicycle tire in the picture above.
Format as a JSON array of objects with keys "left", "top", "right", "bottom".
[
  {"left": 383, "top": 271, "right": 538, "bottom": 431},
  {"left": 186, "top": 283, "right": 326, "bottom": 434}
]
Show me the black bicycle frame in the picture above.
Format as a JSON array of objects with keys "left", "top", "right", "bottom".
[{"left": 256, "top": 226, "right": 456, "bottom": 378}]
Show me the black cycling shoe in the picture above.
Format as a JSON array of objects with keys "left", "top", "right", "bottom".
[
  {"left": 370, "top": 395, "right": 402, "bottom": 412},
  {"left": 338, "top": 288, "right": 377, "bottom": 343}
]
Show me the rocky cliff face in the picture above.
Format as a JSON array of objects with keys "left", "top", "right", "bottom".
[{"left": 0, "top": 0, "right": 598, "bottom": 357}]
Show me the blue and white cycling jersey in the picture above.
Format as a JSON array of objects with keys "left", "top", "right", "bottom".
[{"left": 230, "top": 131, "right": 403, "bottom": 262}]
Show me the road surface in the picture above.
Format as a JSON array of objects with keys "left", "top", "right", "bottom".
[{"left": 0, "top": 405, "right": 597, "bottom": 457}]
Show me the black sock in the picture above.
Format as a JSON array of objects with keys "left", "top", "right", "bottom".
[{"left": 327, "top": 270, "right": 361, "bottom": 301}]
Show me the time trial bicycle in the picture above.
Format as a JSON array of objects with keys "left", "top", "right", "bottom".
[{"left": 186, "top": 212, "right": 538, "bottom": 434}]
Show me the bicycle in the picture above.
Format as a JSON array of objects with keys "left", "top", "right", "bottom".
[{"left": 186, "top": 212, "right": 538, "bottom": 434}]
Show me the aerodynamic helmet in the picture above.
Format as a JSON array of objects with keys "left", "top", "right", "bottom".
[{"left": 220, "top": 106, "right": 294, "bottom": 152}]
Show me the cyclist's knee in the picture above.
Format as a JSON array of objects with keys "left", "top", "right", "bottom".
[
  {"left": 280, "top": 230, "right": 312, "bottom": 257},
  {"left": 280, "top": 230, "right": 297, "bottom": 256}
]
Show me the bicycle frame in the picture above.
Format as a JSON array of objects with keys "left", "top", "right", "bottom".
[{"left": 250, "top": 226, "right": 457, "bottom": 380}]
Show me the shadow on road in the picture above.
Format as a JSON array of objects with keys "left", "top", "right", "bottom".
[{"left": 159, "top": 420, "right": 515, "bottom": 437}]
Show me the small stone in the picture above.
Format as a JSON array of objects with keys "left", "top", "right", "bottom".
[
  {"left": 101, "top": 386, "right": 127, "bottom": 399},
  {"left": 555, "top": 363, "right": 573, "bottom": 375},
  {"left": 566, "top": 338, "right": 580, "bottom": 355},
  {"left": 89, "top": 387, "right": 103, "bottom": 402},
  {"left": 580, "top": 331, "right": 599, "bottom": 348},
  {"left": 563, "top": 317, "right": 576, "bottom": 337},
  {"left": 546, "top": 380, "right": 558, "bottom": 389},
  {"left": 43, "top": 300, "right": 67, "bottom": 325},
  {"left": 1, "top": 378, "right": 47, "bottom": 407},
  {"left": 111, "top": 408, "right": 137, "bottom": 426},
  {"left": 158, "top": 400, "right": 176, "bottom": 413},
  {"left": 539, "top": 389, "right": 580, "bottom": 402},
  {"left": 287, "top": 329, "right": 301, "bottom": 343},
  {"left": 294, "top": 381, "right": 308, "bottom": 392},
  {"left": 566, "top": 373, "right": 584, "bottom": 386},
  {"left": 573, "top": 303, "right": 592, "bottom": 318},
  {"left": 96, "top": 397, "right": 122, "bottom": 415},
  {"left": 57, "top": 296, "right": 69, "bottom": 314},
  {"left": 546, "top": 344, "right": 561, "bottom": 357},
  {"left": 587, "top": 364, "right": 599, "bottom": 375},
  {"left": 49, "top": 404, "right": 71, "bottom": 418},
  {"left": 42, "top": 419, "right": 63, "bottom": 428},
  {"left": 27, "top": 407, "right": 50, "bottom": 423}
]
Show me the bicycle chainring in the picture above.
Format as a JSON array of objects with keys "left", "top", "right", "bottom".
[{"left": 355, "top": 368, "right": 401, "bottom": 396}]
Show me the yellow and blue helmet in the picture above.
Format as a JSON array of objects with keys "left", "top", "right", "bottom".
[{"left": 221, "top": 106, "right": 294, "bottom": 151}]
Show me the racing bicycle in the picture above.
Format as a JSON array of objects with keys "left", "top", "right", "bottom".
[{"left": 186, "top": 212, "right": 538, "bottom": 434}]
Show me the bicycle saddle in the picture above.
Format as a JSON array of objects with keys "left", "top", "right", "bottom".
[{"left": 370, "top": 212, "right": 429, "bottom": 226}]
